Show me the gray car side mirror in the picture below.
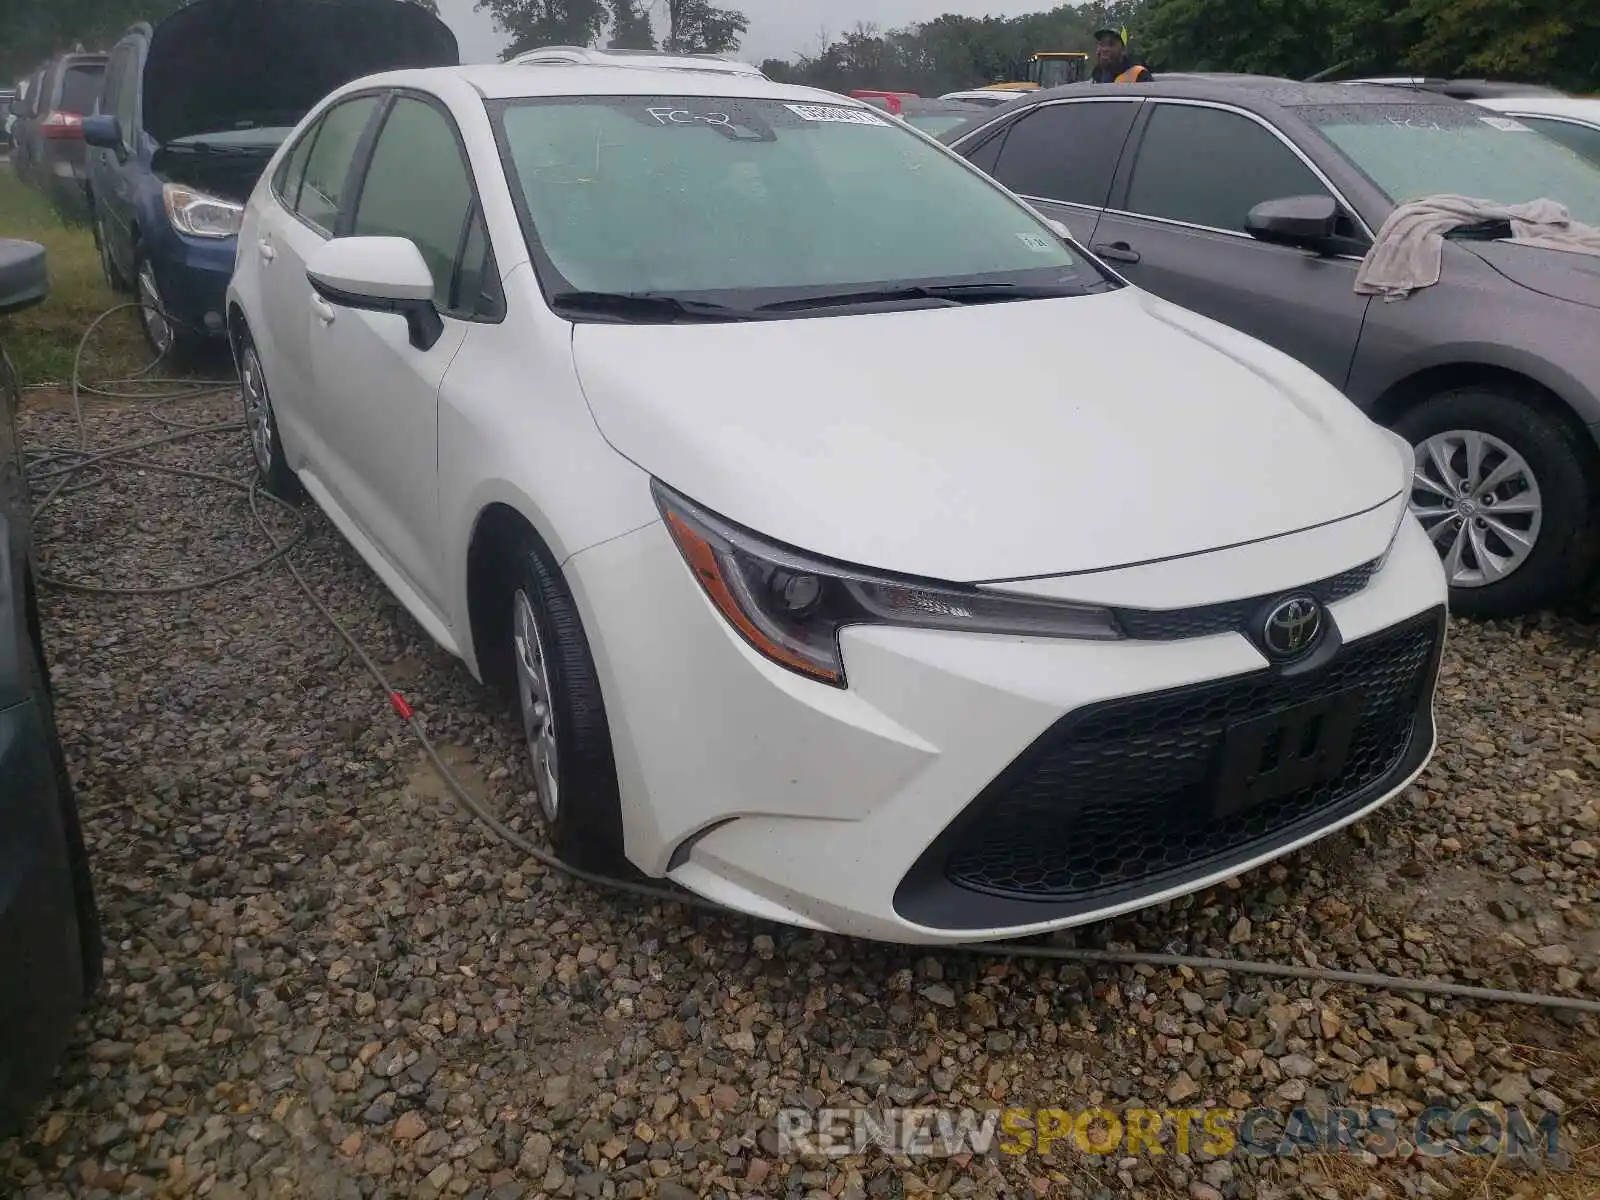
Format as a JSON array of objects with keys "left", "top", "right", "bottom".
[{"left": 1246, "top": 195, "right": 1340, "bottom": 253}]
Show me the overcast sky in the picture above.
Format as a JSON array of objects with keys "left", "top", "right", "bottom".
[{"left": 434, "top": 0, "right": 1057, "bottom": 65}]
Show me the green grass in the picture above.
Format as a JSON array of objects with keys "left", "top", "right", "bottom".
[{"left": 0, "top": 169, "right": 149, "bottom": 386}]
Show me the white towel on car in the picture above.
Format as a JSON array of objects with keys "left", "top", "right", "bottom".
[{"left": 1354, "top": 194, "right": 1600, "bottom": 301}]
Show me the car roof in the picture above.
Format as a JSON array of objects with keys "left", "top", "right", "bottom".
[
  {"left": 508, "top": 45, "right": 765, "bottom": 77},
  {"left": 351, "top": 63, "right": 863, "bottom": 104},
  {"left": 993, "top": 76, "right": 1469, "bottom": 115},
  {"left": 934, "top": 76, "right": 1473, "bottom": 146}
]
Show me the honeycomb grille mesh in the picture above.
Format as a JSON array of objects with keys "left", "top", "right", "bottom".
[
  {"left": 1114, "top": 559, "right": 1380, "bottom": 641},
  {"left": 944, "top": 613, "right": 1438, "bottom": 903}
]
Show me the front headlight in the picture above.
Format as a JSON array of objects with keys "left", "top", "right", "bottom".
[
  {"left": 162, "top": 183, "right": 244, "bottom": 238},
  {"left": 1378, "top": 425, "right": 1420, "bottom": 565},
  {"left": 653, "top": 480, "right": 1122, "bottom": 687}
]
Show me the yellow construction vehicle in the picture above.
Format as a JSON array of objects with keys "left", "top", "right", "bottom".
[
  {"left": 986, "top": 51, "right": 1090, "bottom": 92},
  {"left": 1027, "top": 51, "right": 1089, "bottom": 88}
]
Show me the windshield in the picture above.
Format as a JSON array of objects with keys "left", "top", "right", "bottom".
[
  {"left": 1299, "top": 102, "right": 1600, "bottom": 226},
  {"left": 490, "top": 94, "right": 1108, "bottom": 311}
]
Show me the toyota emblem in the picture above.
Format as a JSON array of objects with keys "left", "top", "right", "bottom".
[{"left": 1261, "top": 596, "right": 1323, "bottom": 660}]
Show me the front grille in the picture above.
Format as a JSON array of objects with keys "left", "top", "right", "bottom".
[
  {"left": 1114, "top": 559, "right": 1380, "bottom": 641},
  {"left": 939, "top": 609, "right": 1440, "bottom": 905}
]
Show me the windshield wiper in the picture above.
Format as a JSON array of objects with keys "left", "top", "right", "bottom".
[
  {"left": 168, "top": 141, "right": 254, "bottom": 154},
  {"left": 754, "top": 281, "right": 1086, "bottom": 313},
  {"left": 547, "top": 290, "right": 756, "bottom": 323}
]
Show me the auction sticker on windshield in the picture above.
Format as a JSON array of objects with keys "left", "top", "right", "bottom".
[{"left": 785, "top": 104, "right": 890, "bottom": 126}]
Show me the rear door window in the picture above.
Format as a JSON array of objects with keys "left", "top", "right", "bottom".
[
  {"left": 294, "top": 94, "right": 382, "bottom": 235},
  {"left": 988, "top": 100, "right": 1141, "bottom": 208},
  {"left": 59, "top": 63, "right": 106, "bottom": 116}
]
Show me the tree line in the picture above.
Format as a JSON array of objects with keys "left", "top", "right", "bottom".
[
  {"left": 763, "top": 0, "right": 1597, "bottom": 97},
  {"left": 6, "top": 0, "right": 1595, "bottom": 102},
  {"left": 474, "top": 0, "right": 749, "bottom": 57}
]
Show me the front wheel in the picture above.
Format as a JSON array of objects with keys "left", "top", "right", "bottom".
[
  {"left": 1395, "top": 388, "right": 1596, "bottom": 617},
  {"left": 133, "top": 251, "right": 201, "bottom": 364},
  {"left": 500, "top": 533, "right": 627, "bottom": 873}
]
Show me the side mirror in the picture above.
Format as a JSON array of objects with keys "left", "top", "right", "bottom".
[
  {"left": 305, "top": 236, "right": 443, "bottom": 351},
  {"left": 82, "top": 113, "right": 122, "bottom": 151},
  {"left": 1245, "top": 195, "right": 1340, "bottom": 253}
]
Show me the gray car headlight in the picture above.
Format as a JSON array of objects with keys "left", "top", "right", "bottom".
[
  {"left": 653, "top": 480, "right": 1122, "bottom": 687},
  {"left": 162, "top": 183, "right": 244, "bottom": 238}
]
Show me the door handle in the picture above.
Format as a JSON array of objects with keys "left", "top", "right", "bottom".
[
  {"left": 312, "top": 295, "right": 336, "bottom": 325},
  {"left": 1091, "top": 241, "right": 1141, "bottom": 264},
  {"left": 257, "top": 239, "right": 276, "bottom": 264}
]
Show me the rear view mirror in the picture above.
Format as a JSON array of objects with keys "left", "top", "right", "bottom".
[
  {"left": 306, "top": 236, "right": 442, "bottom": 351},
  {"left": 1246, "top": 195, "right": 1340, "bottom": 252},
  {"left": 82, "top": 114, "right": 121, "bottom": 151}
]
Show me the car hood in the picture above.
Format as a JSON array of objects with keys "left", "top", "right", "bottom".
[
  {"left": 143, "top": 0, "right": 458, "bottom": 147},
  {"left": 571, "top": 289, "right": 1404, "bottom": 582},
  {"left": 1462, "top": 239, "right": 1600, "bottom": 310}
]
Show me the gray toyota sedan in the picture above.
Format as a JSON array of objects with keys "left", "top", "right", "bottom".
[{"left": 943, "top": 79, "right": 1600, "bottom": 617}]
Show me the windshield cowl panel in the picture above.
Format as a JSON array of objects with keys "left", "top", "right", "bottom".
[{"left": 489, "top": 93, "right": 1117, "bottom": 320}]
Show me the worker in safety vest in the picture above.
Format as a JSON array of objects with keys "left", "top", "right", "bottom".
[{"left": 1091, "top": 27, "right": 1152, "bottom": 83}]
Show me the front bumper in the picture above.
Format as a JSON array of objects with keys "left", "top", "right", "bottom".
[
  {"left": 565, "top": 512, "right": 1447, "bottom": 944},
  {"left": 146, "top": 225, "right": 237, "bottom": 339}
]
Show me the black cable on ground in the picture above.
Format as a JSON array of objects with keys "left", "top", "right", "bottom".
[
  {"left": 23, "top": 300, "right": 1600, "bottom": 1018},
  {"left": 24, "top": 303, "right": 308, "bottom": 596}
]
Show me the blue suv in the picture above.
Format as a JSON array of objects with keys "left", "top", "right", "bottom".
[{"left": 84, "top": 0, "right": 457, "bottom": 358}]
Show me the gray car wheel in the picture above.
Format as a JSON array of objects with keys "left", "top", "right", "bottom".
[{"left": 1395, "top": 388, "right": 1596, "bottom": 617}]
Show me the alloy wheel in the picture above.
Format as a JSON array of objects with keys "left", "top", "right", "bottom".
[
  {"left": 136, "top": 260, "right": 174, "bottom": 357},
  {"left": 513, "top": 589, "right": 560, "bottom": 821},
  {"left": 239, "top": 346, "right": 274, "bottom": 475},
  {"left": 1409, "top": 428, "right": 1542, "bottom": 588}
]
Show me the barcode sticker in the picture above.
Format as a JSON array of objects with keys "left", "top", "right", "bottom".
[{"left": 785, "top": 103, "right": 890, "bottom": 126}]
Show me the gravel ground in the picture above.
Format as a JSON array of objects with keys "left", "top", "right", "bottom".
[{"left": 2, "top": 385, "right": 1598, "bottom": 1200}]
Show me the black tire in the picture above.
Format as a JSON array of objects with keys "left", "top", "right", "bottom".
[
  {"left": 24, "top": 569, "right": 103, "bottom": 996},
  {"left": 494, "top": 530, "right": 628, "bottom": 874},
  {"left": 1393, "top": 387, "right": 1597, "bottom": 618},
  {"left": 92, "top": 209, "right": 130, "bottom": 294},
  {"left": 132, "top": 249, "right": 203, "bottom": 365},
  {"left": 234, "top": 328, "right": 301, "bottom": 501}
]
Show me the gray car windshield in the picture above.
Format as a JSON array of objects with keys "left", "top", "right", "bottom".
[
  {"left": 1300, "top": 103, "right": 1600, "bottom": 225},
  {"left": 490, "top": 94, "right": 1108, "bottom": 306}
]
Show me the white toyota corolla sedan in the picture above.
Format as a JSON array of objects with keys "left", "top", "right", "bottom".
[{"left": 226, "top": 63, "right": 1448, "bottom": 944}]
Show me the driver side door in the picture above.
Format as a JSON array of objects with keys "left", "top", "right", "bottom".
[
  {"left": 305, "top": 91, "right": 485, "bottom": 612},
  {"left": 1093, "top": 101, "right": 1373, "bottom": 391}
]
